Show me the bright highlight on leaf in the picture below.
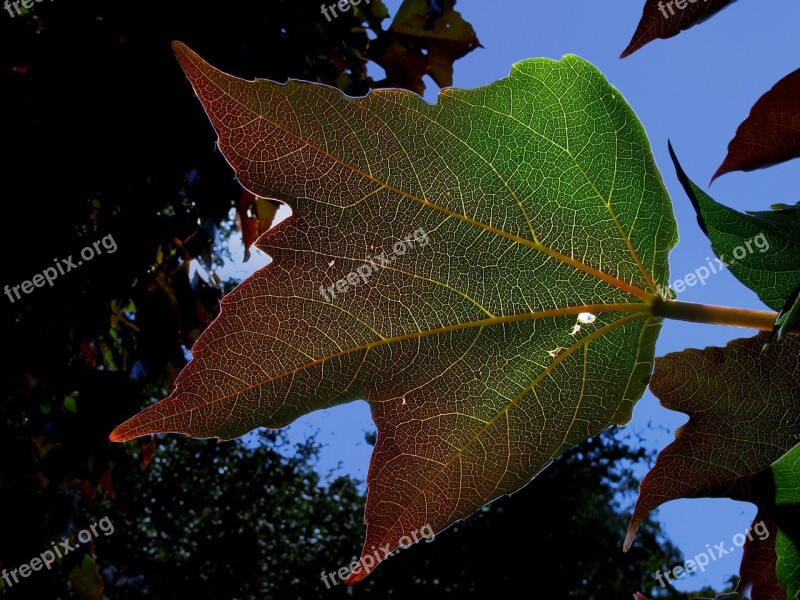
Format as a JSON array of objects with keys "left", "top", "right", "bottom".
[{"left": 111, "top": 43, "right": 678, "bottom": 581}]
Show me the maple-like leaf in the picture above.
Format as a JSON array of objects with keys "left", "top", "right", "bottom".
[
  {"left": 621, "top": 0, "right": 739, "bottom": 58},
  {"left": 713, "top": 67, "right": 800, "bottom": 182},
  {"left": 626, "top": 333, "right": 800, "bottom": 550},
  {"left": 111, "top": 43, "right": 678, "bottom": 581}
]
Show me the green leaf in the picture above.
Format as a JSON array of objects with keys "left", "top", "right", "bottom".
[
  {"left": 112, "top": 43, "right": 677, "bottom": 581},
  {"left": 776, "top": 531, "right": 800, "bottom": 600},
  {"left": 68, "top": 555, "right": 105, "bottom": 600},
  {"left": 670, "top": 144, "right": 800, "bottom": 321},
  {"left": 770, "top": 443, "right": 800, "bottom": 600},
  {"left": 63, "top": 391, "right": 79, "bottom": 414},
  {"left": 775, "top": 284, "right": 800, "bottom": 341},
  {"left": 773, "top": 442, "right": 800, "bottom": 506}
]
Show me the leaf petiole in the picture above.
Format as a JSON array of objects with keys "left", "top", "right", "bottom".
[{"left": 651, "top": 297, "right": 796, "bottom": 334}]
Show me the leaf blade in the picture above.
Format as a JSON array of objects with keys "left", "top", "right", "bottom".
[
  {"left": 113, "top": 44, "right": 678, "bottom": 580},
  {"left": 670, "top": 144, "right": 800, "bottom": 314},
  {"left": 621, "top": 0, "right": 738, "bottom": 58},
  {"left": 713, "top": 68, "right": 800, "bottom": 181},
  {"left": 626, "top": 333, "right": 800, "bottom": 549}
]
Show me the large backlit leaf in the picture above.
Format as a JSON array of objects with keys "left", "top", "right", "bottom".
[
  {"left": 626, "top": 333, "right": 800, "bottom": 548},
  {"left": 621, "top": 0, "right": 739, "bottom": 58},
  {"left": 713, "top": 68, "right": 800, "bottom": 182},
  {"left": 112, "top": 43, "right": 678, "bottom": 581}
]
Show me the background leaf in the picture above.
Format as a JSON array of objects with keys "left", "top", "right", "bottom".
[
  {"left": 737, "top": 515, "right": 786, "bottom": 600},
  {"left": 670, "top": 144, "right": 800, "bottom": 318},
  {"left": 112, "top": 45, "right": 678, "bottom": 581},
  {"left": 771, "top": 443, "right": 800, "bottom": 599},
  {"left": 368, "top": 0, "right": 481, "bottom": 94},
  {"left": 627, "top": 332, "right": 800, "bottom": 548},
  {"left": 236, "top": 190, "right": 280, "bottom": 261},
  {"left": 776, "top": 531, "right": 800, "bottom": 600},
  {"left": 68, "top": 555, "right": 105, "bottom": 600},
  {"left": 621, "top": 0, "right": 739, "bottom": 58},
  {"left": 713, "top": 68, "right": 800, "bottom": 182}
]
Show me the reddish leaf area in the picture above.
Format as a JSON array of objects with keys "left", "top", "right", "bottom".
[
  {"left": 621, "top": 0, "right": 738, "bottom": 58},
  {"left": 626, "top": 333, "right": 800, "bottom": 549},
  {"left": 737, "top": 514, "right": 786, "bottom": 600},
  {"left": 713, "top": 67, "right": 800, "bottom": 181},
  {"left": 139, "top": 436, "right": 156, "bottom": 470},
  {"left": 98, "top": 469, "right": 116, "bottom": 500},
  {"left": 236, "top": 190, "right": 280, "bottom": 260}
]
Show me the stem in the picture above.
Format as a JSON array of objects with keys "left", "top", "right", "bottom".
[{"left": 651, "top": 298, "right": 791, "bottom": 332}]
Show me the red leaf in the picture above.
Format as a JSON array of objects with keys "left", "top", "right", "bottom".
[
  {"left": 621, "top": 0, "right": 738, "bottom": 58},
  {"left": 713, "top": 67, "right": 800, "bottom": 182},
  {"left": 737, "top": 514, "right": 786, "bottom": 600},
  {"left": 236, "top": 189, "right": 279, "bottom": 260},
  {"left": 139, "top": 436, "right": 156, "bottom": 470},
  {"left": 97, "top": 469, "right": 115, "bottom": 500},
  {"left": 73, "top": 479, "right": 97, "bottom": 503},
  {"left": 626, "top": 333, "right": 800, "bottom": 549}
]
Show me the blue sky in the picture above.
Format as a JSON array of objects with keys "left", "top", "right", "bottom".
[{"left": 218, "top": 1, "right": 800, "bottom": 593}]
